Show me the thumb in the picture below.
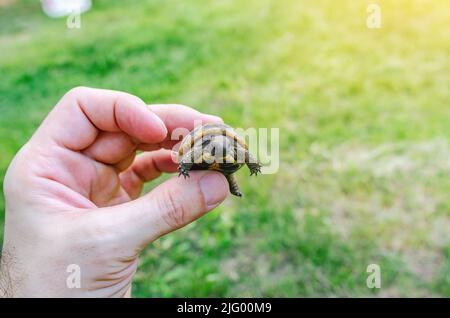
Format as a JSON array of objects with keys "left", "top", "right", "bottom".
[{"left": 106, "top": 171, "right": 229, "bottom": 251}]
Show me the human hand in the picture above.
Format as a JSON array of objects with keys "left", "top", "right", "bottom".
[{"left": 0, "top": 87, "right": 228, "bottom": 297}]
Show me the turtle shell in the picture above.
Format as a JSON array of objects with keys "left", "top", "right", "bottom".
[
  {"left": 178, "top": 123, "right": 248, "bottom": 157},
  {"left": 177, "top": 123, "right": 247, "bottom": 175},
  {"left": 177, "top": 123, "right": 261, "bottom": 197}
]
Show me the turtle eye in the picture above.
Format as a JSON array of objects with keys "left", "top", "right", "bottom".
[{"left": 201, "top": 137, "right": 211, "bottom": 147}]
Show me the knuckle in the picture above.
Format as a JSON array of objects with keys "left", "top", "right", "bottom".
[
  {"left": 159, "top": 190, "right": 187, "bottom": 230},
  {"left": 59, "top": 86, "right": 90, "bottom": 107},
  {"left": 66, "top": 86, "right": 89, "bottom": 97}
]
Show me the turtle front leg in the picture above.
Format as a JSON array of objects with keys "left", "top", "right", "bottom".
[
  {"left": 178, "top": 148, "right": 198, "bottom": 178},
  {"left": 245, "top": 151, "right": 261, "bottom": 176},
  {"left": 226, "top": 174, "right": 242, "bottom": 197},
  {"left": 178, "top": 161, "right": 193, "bottom": 178},
  {"left": 179, "top": 146, "right": 207, "bottom": 178}
]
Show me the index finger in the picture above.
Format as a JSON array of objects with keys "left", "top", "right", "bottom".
[
  {"left": 145, "top": 104, "right": 223, "bottom": 150},
  {"left": 34, "top": 87, "right": 168, "bottom": 151}
]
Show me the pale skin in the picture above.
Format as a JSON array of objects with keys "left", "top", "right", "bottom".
[{"left": 0, "top": 87, "right": 229, "bottom": 297}]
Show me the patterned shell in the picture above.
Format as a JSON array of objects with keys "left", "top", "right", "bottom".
[{"left": 178, "top": 123, "right": 248, "bottom": 156}]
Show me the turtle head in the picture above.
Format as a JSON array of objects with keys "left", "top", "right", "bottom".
[{"left": 203, "top": 134, "right": 236, "bottom": 164}]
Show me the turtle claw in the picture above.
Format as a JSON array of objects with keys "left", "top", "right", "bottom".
[
  {"left": 178, "top": 166, "right": 190, "bottom": 179},
  {"left": 249, "top": 163, "right": 262, "bottom": 176}
]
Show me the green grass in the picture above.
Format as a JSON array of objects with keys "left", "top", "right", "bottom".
[{"left": 1, "top": 0, "right": 449, "bottom": 297}]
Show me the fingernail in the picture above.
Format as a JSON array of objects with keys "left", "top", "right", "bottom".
[
  {"left": 151, "top": 112, "right": 168, "bottom": 136},
  {"left": 200, "top": 173, "right": 227, "bottom": 209},
  {"left": 147, "top": 105, "right": 168, "bottom": 137}
]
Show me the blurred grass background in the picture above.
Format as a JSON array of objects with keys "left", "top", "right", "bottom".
[{"left": 0, "top": 0, "right": 449, "bottom": 296}]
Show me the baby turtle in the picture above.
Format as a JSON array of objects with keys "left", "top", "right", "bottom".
[{"left": 178, "top": 123, "right": 261, "bottom": 197}]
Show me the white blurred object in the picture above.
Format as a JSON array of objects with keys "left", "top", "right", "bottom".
[{"left": 41, "top": 0, "right": 92, "bottom": 18}]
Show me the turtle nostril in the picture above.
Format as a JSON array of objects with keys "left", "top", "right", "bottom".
[{"left": 211, "top": 147, "right": 216, "bottom": 156}]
